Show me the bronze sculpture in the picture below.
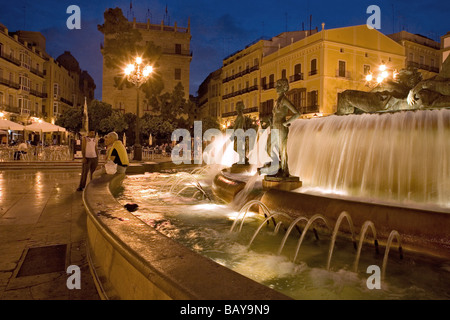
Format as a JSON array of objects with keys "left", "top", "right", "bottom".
[
  {"left": 337, "top": 57, "right": 450, "bottom": 115},
  {"left": 259, "top": 78, "right": 301, "bottom": 178}
]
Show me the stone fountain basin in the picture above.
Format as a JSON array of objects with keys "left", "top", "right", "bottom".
[
  {"left": 82, "top": 170, "right": 291, "bottom": 300},
  {"left": 212, "top": 169, "right": 450, "bottom": 261}
]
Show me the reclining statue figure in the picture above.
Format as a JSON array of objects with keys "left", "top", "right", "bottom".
[{"left": 337, "top": 57, "right": 450, "bottom": 115}]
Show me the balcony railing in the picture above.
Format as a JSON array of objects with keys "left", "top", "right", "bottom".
[
  {"left": 29, "top": 89, "right": 47, "bottom": 98},
  {"left": 0, "top": 103, "right": 20, "bottom": 114},
  {"left": 222, "top": 85, "right": 258, "bottom": 100},
  {"left": 222, "top": 65, "right": 259, "bottom": 83},
  {"left": 407, "top": 61, "right": 439, "bottom": 73},
  {"left": 60, "top": 96, "right": 74, "bottom": 106},
  {"left": 0, "top": 51, "right": 21, "bottom": 66},
  {"left": 0, "top": 76, "right": 20, "bottom": 90},
  {"left": 309, "top": 70, "right": 318, "bottom": 76},
  {"left": 162, "top": 48, "right": 193, "bottom": 57},
  {"left": 30, "top": 67, "right": 45, "bottom": 78},
  {"left": 289, "top": 73, "right": 304, "bottom": 83}
]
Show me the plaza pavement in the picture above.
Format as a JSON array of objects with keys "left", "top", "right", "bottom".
[{"left": 0, "top": 156, "right": 172, "bottom": 300}]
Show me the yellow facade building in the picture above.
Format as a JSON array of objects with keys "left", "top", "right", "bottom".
[
  {"left": 102, "top": 18, "right": 192, "bottom": 115},
  {"left": 200, "top": 25, "right": 413, "bottom": 127},
  {"left": 0, "top": 25, "right": 46, "bottom": 123},
  {"left": 388, "top": 31, "right": 441, "bottom": 79},
  {"left": 260, "top": 25, "right": 405, "bottom": 117},
  {"left": 0, "top": 23, "right": 96, "bottom": 127}
]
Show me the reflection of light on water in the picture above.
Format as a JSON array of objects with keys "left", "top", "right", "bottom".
[{"left": 117, "top": 172, "right": 450, "bottom": 300}]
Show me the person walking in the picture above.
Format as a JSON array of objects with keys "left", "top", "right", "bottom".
[{"left": 77, "top": 130, "right": 99, "bottom": 191}]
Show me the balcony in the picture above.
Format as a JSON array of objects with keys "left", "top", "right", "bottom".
[
  {"left": 0, "top": 76, "right": 20, "bottom": 90},
  {"left": 407, "top": 61, "right": 439, "bottom": 73},
  {"left": 60, "top": 96, "right": 74, "bottom": 107},
  {"left": 289, "top": 73, "right": 304, "bottom": 83},
  {"left": 30, "top": 67, "right": 45, "bottom": 78},
  {"left": 30, "top": 89, "right": 48, "bottom": 98},
  {"left": 222, "top": 85, "right": 258, "bottom": 100},
  {"left": 309, "top": 70, "right": 318, "bottom": 76},
  {"left": 0, "top": 51, "right": 21, "bottom": 66},
  {"left": 0, "top": 103, "right": 20, "bottom": 114},
  {"left": 163, "top": 48, "right": 193, "bottom": 57},
  {"left": 222, "top": 65, "right": 259, "bottom": 83}
]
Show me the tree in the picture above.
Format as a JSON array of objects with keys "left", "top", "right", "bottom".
[
  {"left": 88, "top": 100, "right": 113, "bottom": 134},
  {"left": 56, "top": 106, "right": 82, "bottom": 133},
  {"left": 98, "top": 7, "right": 164, "bottom": 98},
  {"left": 99, "top": 109, "right": 128, "bottom": 134}
]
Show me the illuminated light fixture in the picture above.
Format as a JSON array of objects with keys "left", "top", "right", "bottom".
[
  {"left": 365, "top": 73, "right": 373, "bottom": 82},
  {"left": 379, "top": 64, "right": 386, "bottom": 72},
  {"left": 123, "top": 56, "right": 154, "bottom": 161},
  {"left": 376, "top": 76, "right": 383, "bottom": 83},
  {"left": 0, "top": 112, "right": 4, "bottom": 118},
  {"left": 381, "top": 70, "right": 389, "bottom": 78}
]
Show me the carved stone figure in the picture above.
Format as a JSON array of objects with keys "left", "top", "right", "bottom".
[
  {"left": 407, "top": 57, "right": 450, "bottom": 108},
  {"left": 337, "top": 57, "right": 450, "bottom": 115},
  {"left": 260, "top": 79, "right": 301, "bottom": 178},
  {"left": 337, "top": 68, "right": 422, "bottom": 115}
]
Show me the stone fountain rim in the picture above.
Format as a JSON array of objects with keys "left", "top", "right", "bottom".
[{"left": 83, "top": 167, "right": 292, "bottom": 300}]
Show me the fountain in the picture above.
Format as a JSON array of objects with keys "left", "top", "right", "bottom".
[{"left": 83, "top": 62, "right": 450, "bottom": 300}]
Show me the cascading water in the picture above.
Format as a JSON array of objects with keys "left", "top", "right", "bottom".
[{"left": 287, "top": 109, "right": 450, "bottom": 209}]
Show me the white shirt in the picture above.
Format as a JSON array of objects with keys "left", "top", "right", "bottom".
[{"left": 85, "top": 137, "right": 97, "bottom": 158}]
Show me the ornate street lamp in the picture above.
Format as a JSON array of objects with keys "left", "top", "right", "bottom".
[
  {"left": 124, "top": 56, "right": 153, "bottom": 161},
  {"left": 365, "top": 63, "right": 399, "bottom": 89}
]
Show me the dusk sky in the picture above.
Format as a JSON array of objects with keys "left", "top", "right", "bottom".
[{"left": 0, "top": 0, "right": 448, "bottom": 100}]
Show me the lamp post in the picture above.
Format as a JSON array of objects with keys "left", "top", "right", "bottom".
[
  {"left": 365, "top": 63, "right": 398, "bottom": 89},
  {"left": 124, "top": 57, "right": 153, "bottom": 161}
]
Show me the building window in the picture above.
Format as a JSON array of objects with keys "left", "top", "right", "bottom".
[
  {"left": 19, "top": 51, "right": 31, "bottom": 69},
  {"left": 18, "top": 97, "right": 30, "bottom": 114},
  {"left": 53, "top": 101, "right": 59, "bottom": 117},
  {"left": 269, "top": 74, "right": 275, "bottom": 88},
  {"left": 175, "top": 43, "right": 182, "bottom": 54},
  {"left": 310, "top": 59, "right": 317, "bottom": 75},
  {"left": 174, "top": 68, "right": 181, "bottom": 80},
  {"left": 19, "top": 75, "right": 30, "bottom": 91},
  {"left": 308, "top": 90, "right": 318, "bottom": 107},
  {"left": 281, "top": 69, "right": 287, "bottom": 80},
  {"left": 364, "top": 65, "right": 371, "bottom": 75},
  {"left": 53, "top": 83, "right": 59, "bottom": 99},
  {"left": 338, "top": 60, "right": 346, "bottom": 77}
]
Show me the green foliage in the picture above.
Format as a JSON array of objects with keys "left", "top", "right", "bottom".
[
  {"left": 98, "top": 7, "right": 164, "bottom": 97},
  {"left": 55, "top": 106, "right": 82, "bottom": 133},
  {"left": 99, "top": 109, "right": 128, "bottom": 133}
]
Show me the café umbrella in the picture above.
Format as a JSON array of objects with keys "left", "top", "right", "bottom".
[
  {"left": 0, "top": 119, "right": 25, "bottom": 131},
  {"left": 24, "top": 121, "right": 66, "bottom": 145}
]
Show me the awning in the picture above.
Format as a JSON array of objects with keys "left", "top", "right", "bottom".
[
  {"left": 0, "top": 119, "right": 25, "bottom": 131},
  {"left": 24, "top": 121, "right": 66, "bottom": 132}
]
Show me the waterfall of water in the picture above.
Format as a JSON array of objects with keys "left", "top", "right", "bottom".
[{"left": 287, "top": 109, "right": 450, "bottom": 209}]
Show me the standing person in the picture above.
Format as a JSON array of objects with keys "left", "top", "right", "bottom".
[{"left": 77, "top": 130, "right": 98, "bottom": 191}]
